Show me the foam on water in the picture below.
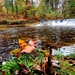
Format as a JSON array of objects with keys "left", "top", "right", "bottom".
[
  {"left": 52, "top": 44, "right": 75, "bottom": 56},
  {"left": 35, "top": 19, "right": 75, "bottom": 27}
]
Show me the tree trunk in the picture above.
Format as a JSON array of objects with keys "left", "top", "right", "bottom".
[
  {"left": 31, "top": 0, "right": 35, "bottom": 17},
  {"left": 15, "top": 1, "right": 18, "bottom": 18},
  {"left": 11, "top": 0, "right": 14, "bottom": 14},
  {"left": 25, "top": 0, "right": 28, "bottom": 18},
  {"left": 6, "top": 0, "right": 8, "bottom": 14},
  {"left": 50, "top": 0, "right": 54, "bottom": 11}
]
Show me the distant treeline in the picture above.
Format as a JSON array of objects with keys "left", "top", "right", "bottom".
[{"left": 0, "top": 0, "right": 75, "bottom": 21}]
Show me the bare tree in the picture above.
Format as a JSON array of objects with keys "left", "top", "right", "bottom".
[
  {"left": 15, "top": 0, "right": 18, "bottom": 18},
  {"left": 11, "top": 0, "right": 14, "bottom": 14}
]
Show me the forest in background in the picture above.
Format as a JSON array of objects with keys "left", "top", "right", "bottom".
[{"left": 0, "top": 0, "right": 75, "bottom": 23}]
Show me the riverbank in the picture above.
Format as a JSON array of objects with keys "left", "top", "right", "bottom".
[
  {"left": 0, "top": 21, "right": 40, "bottom": 31},
  {"left": 0, "top": 19, "right": 40, "bottom": 26}
]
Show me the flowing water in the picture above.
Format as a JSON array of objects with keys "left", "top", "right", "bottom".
[{"left": 0, "top": 19, "right": 75, "bottom": 60}]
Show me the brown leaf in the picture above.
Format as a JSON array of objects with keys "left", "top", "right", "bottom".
[
  {"left": 21, "top": 46, "right": 35, "bottom": 53},
  {"left": 69, "top": 66, "right": 75, "bottom": 72},
  {"left": 15, "top": 70, "right": 19, "bottom": 75},
  {"left": 18, "top": 62, "right": 31, "bottom": 75},
  {"left": 69, "top": 59, "right": 75, "bottom": 65}
]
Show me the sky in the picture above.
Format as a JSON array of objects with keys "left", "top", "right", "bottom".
[
  {"left": 33, "top": 0, "right": 64, "bottom": 8},
  {"left": 32, "top": 0, "right": 41, "bottom": 7}
]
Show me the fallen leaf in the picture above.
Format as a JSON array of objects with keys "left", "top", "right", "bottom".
[
  {"left": 10, "top": 48, "right": 20, "bottom": 55},
  {"left": 21, "top": 46, "right": 35, "bottom": 53},
  {"left": 18, "top": 62, "right": 31, "bottom": 75},
  {"left": 29, "top": 40, "right": 36, "bottom": 47},
  {"left": 18, "top": 39, "right": 27, "bottom": 49}
]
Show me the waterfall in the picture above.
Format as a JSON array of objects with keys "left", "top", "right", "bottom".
[{"left": 35, "top": 19, "right": 75, "bottom": 27}]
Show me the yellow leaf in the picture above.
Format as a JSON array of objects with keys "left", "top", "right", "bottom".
[
  {"left": 35, "top": 12, "right": 39, "bottom": 18},
  {"left": 18, "top": 39, "right": 25, "bottom": 45},
  {"left": 10, "top": 48, "right": 20, "bottom": 54},
  {"left": 18, "top": 39, "right": 28, "bottom": 50}
]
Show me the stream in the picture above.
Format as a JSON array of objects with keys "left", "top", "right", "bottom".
[{"left": 0, "top": 19, "right": 75, "bottom": 61}]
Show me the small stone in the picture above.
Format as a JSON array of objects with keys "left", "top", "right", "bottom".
[{"left": 2, "top": 61, "right": 6, "bottom": 65}]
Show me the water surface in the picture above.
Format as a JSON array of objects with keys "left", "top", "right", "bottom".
[{"left": 0, "top": 22, "right": 75, "bottom": 59}]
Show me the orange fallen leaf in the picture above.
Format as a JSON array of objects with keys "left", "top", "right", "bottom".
[
  {"left": 17, "top": 39, "right": 36, "bottom": 57},
  {"left": 16, "top": 39, "right": 28, "bottom": 58},
  {"left": 29, "top": 40, "right": 36, "bottom": 47},
  {"left": 18, "top": 39, "right": 27, "bottom": 49},
  {"left": 21, "top": 46, "right": 35, "bottom": 53},
  {"left": 18, "top": 39, "right": 25, "bottom": 45},
  {"left": 16, "top": 51, "right": 21, "bottom": 58}
]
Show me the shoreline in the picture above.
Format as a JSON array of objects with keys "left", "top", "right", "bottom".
[
  {"left": 0, "top": 19, "right": 40, "bottom": 26},
  {"left": 0, "top": 21, "right": 40, "bottom": 30}
]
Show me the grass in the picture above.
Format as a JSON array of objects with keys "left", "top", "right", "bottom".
[{"left": 0, "top": 49, "right": 75, "bottom": 75}]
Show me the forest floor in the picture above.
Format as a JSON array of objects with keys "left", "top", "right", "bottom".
[
  {"left": 0, "top": 14, "right": 40, "bottom": 31},
  {"left": 0, "top": 14, "right": 40, "bottom": 26}
]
